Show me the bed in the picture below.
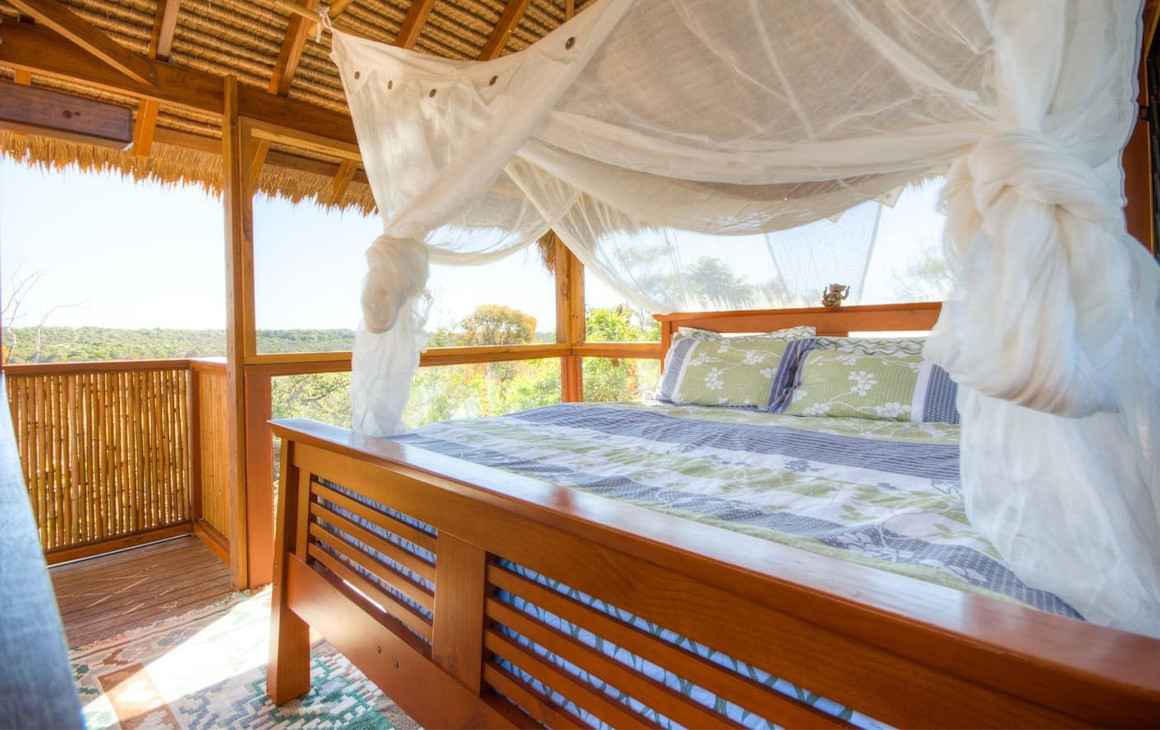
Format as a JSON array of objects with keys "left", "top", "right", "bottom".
[{"left": 266, "top": 303, "right": 1160, "bottom": 728}]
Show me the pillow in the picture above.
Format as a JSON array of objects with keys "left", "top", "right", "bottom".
[
  {"left": 657, "top": 326, "right": 815, "bottom": 408},
  {"left": 812, "top": 335, "right": 926, "bottom": 357},
  {"left": 783, "top": 349, "right": 960, "bottom": 423}
]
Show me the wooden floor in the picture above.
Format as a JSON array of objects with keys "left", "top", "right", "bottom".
[{"left": 50, "top": 536, "right": 235, "bottom": 648}]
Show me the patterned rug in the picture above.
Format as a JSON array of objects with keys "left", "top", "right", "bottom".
[{"left": 71, "top": 587, "right": 418, "bottom": 729}]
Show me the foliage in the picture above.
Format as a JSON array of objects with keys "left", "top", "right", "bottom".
[
  {"left": 892, "top": 243, "right": 953, "bottom": 302},
  {"left": 10, "top": 304, "right": 660, "bottom": 431}
]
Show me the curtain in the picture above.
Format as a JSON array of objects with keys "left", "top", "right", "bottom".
[{"left": 330, "top": 0, "right": 1158, "bottom": 636}]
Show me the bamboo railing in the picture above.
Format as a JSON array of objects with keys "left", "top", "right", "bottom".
[{"left": 2, "top": 358, "right": 231, "bottom": 564}]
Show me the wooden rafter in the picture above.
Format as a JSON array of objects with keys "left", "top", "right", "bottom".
[
  {"left": 326, "top": 0, "right": 358, "bottom": 21},
  {"left": 478, "top": 0, "right": 533, "bottom": 61},
  {"left": 331, "top": 159, "right": 357, "bottom": 202},
  {"left": 148, "top": 0, "right": 181, "bottom": 61},
  {"left": 395, "top": 0, "right": 436, "bottom": 50},
  {"left": 14, "top": 69, "right": 32, "bottom": 85},
  {"left": 0, "top": 21, "right": 358, "bottom": 148},
  {"left": 565, "top": 0, "right": 574, "bottom": 20},
  {"left": 268, "top": 0, "right": 320, "bottom": 97},
  {"left": 6, "top": 0, "right": 156, "bottom": 86},
  {"left": 132, "top": 0, "right": 180, "bottom": 156}
]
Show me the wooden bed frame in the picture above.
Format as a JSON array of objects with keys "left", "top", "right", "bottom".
[{"left": 266, "top": 302, "right": 1160, "bottom": 728}]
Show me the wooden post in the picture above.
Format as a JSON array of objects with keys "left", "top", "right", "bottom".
[
  {"left": 554, "top": 236, "right": 584, "bottom": 402},
  {"left": 267, "top": 438, "right": 310, "bottom": 703},
  {"left": 432, "top": 534, "right": 487, "bottom": 693},
  {"left": 244, "top": 373, "right": 274, "bottom": 586},
  {"left": 187, "top": 364, "right": 202, "bottom": 524},
  {"left": 1124, "top": 1, "right": 1159, "bottom": 252},
  {"left": 222, "top": 75, "right": 252, "bottom": 589}
]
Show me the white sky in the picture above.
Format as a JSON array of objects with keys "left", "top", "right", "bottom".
[{"left": 0, "top": 157, "right": 945, "bottom": 333}]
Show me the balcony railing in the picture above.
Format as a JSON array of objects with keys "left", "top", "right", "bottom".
[{"left": 2, "top": 358, "right": 230, "bottom": 564}]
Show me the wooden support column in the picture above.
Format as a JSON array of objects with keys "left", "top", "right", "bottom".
[
  {"left": 1125, "top": 0, "right": 1159, "bottom": 252},
  {"left": 554, "top": 234, "right": 584, "bottom": 402},
  {"left": 245, "top": 373, "right": 274, "bottom": 586},
  {"left": 222, "top": 75, "right": 260, "bottom": 589}
]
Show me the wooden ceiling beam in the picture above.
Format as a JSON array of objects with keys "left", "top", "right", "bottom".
[
  {"left": 478, "top": 0, "right": 533, "bottom": 61},
  {"left": 152, "top": 127, "right": 368, "bottom": 185},
  {"left": 0, "top": 81, "right": 132, "bottom": 148},
  {"left": 395, "top": 0, "right": 436, "bottom": 50},
  {"left": 565, "top": 0, "right": 574, "bottom": 20},
  {"left": 5, "top": 0, "right": 156, "bottom": 86},
  {"left": 0, "top": 21, "right": 358, "bottom": 148},
  {"left": 326, "top": 0, "right": 357, "bottom": 21},
  {"left": 131, "top": 99, "right": 160, "bottom": 156}
]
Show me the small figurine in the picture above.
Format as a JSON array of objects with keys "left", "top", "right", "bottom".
[{"left": 822, "top": 284, "right": 849, "bottom": 309}]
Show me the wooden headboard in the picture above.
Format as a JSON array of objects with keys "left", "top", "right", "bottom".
[{"left": 654, "top": 302, "right": 942, "bottom": 364}]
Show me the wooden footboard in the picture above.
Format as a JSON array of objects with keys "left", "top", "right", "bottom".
[{"left": 267, "top": 418, "right": 1160, "bottom": 729}]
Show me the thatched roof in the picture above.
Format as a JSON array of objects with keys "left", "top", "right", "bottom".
[{"left": 0, "top": 0, "right": 596, "bottom": 211}]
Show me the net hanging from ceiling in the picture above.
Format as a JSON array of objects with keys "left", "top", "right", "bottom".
[{"left": 325, "top": 0, "right": 1159, "bottom": 638}]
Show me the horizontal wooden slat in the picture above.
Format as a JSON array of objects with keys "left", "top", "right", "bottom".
[
  {"left": 655, "top": 302, "right": 941, "bottom": 339},
  {"left": 307, "top": 520, "right": 434, "bottom": 611},
  {"left": 484, "top": 628, "right": 663, "bottom": 730},
  {"left": 484, "top": 660, "right": 587, "bottom": 730},
  {"left": 307, "top": 542, "right": 433, "bottom": 640},
  {"left": 45, "top": 523, "right": 192, "bottom": 565},
  {"left": 571, "top": 342, "right": 663, "bottom": 359},
  {"left": 310, "top": 481, "right": 437, "bottom": 553},
  {"left": 2, "top": 359, "right": 191, "bottom": 375},
  {"left": 487, "top": 564, "right": 847, "bottom": 729},
  {"left": 310, "top": 500, "right": 435, "bottom": 581},
  {"left": 487, "top": 597, "right": 739, "bottom": 729}
]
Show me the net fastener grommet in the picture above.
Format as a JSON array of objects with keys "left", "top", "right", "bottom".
[
  {"left": 429, "top": 88, "right": 437, "bottom": 97},
  {"left": 489, "top": 75, "right": 498, "bottom": 86},
  {"left": 387, "top": 80, "right": 393, "bottom": 89},
  {"left": 565, "top": 36, "right": 575, "bottom": 50},
  {"left": 354, "top": 71, "right": 360, "bottom": 79}
]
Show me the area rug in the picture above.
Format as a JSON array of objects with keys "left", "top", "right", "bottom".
[{"left": 70, "top": 587, "right": 419, "bottom": 729}]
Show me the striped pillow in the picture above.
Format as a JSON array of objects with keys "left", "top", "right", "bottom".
[{"left": 657, "top": 326, "right": 815, "bottom": 408}]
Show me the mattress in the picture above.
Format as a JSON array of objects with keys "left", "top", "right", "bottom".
[{"left": 321, "top": 402, "right": 1079, "bottom": 729}]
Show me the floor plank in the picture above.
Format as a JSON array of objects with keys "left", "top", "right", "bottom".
[{"left": 50, "top": 536, "right": 234, "bottom": 647}]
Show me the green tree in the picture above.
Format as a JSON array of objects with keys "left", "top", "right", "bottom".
[
  {"left": 460, "top": 305, "right": 537, "bottom": 346},
  {"left": 892, "top": 243, "right": 953, "bottom": 302}
]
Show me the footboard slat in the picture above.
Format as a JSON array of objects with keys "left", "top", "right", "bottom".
[
  {"left": 483, "top": 661, "right": 588, "bottom": 730},
  {"left": 307, "top": 521, "right": 435, "bottom": 611},
  {"left": 309, "top": 499, "right": 436, "bottom": 581},
  {"left": 486, "top": 562, "right": 848, "bottom": 729},
  {"left": 306, "top": 543, "right": 434, "bottom": 640},
  {"left": 484, "top": 628, "right": 664, "bottom": 730},
  {"left": 311, "top": 480, "right": 437, "bottom": 553},
  {"left": 487, "top": 597, "right": 740, "bottom": 730}
]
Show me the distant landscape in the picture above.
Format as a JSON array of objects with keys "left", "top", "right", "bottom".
[{"left": 2, "top": 304, "right": 660, "bottom": 429}]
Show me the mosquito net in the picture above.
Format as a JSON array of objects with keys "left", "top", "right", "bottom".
[{"left": 326, "top": 0, "right": 1159, "bottom": 637}]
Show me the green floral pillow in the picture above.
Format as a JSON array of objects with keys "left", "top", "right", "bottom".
[
  {"left": 785, "top": 350, "right": 925, "bottom": 421},
  {"left": 657, "top": 326, "right": 815, "bottom": 407},
  {"left": 670, "top": 338, "right": 793, "bottom": 407}
]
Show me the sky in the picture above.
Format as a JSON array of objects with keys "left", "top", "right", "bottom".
[{"left": 0, "top": 157, "right": 945, "bottom": 334}]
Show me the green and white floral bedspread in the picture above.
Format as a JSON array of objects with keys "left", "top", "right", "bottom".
[{"left": 398, "top": 401, "right": 1075, "bottom": 615}]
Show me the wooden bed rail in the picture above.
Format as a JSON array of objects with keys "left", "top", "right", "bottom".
[{"left": 268, "top": 418, "right": 1160, "bottom": 729}]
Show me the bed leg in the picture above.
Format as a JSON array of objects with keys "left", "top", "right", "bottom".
[
  {"left": 266, "top": 438, "right": 311, "bottom": 704},
  {"left": 268, "top": 575, "right": 311, "bottom": 704}
]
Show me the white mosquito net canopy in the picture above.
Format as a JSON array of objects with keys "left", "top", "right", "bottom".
[{"left": 326, "top": 0, "right": 1159, "bottom": 637}]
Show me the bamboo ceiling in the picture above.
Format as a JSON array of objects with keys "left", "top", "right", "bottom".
[{"left": 0, "top": 0, "right": 596, "bottom": 212}]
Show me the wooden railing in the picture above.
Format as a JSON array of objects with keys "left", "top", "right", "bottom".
[{"left": 2, "top": 359, "right": 231, "bottom": 564}]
